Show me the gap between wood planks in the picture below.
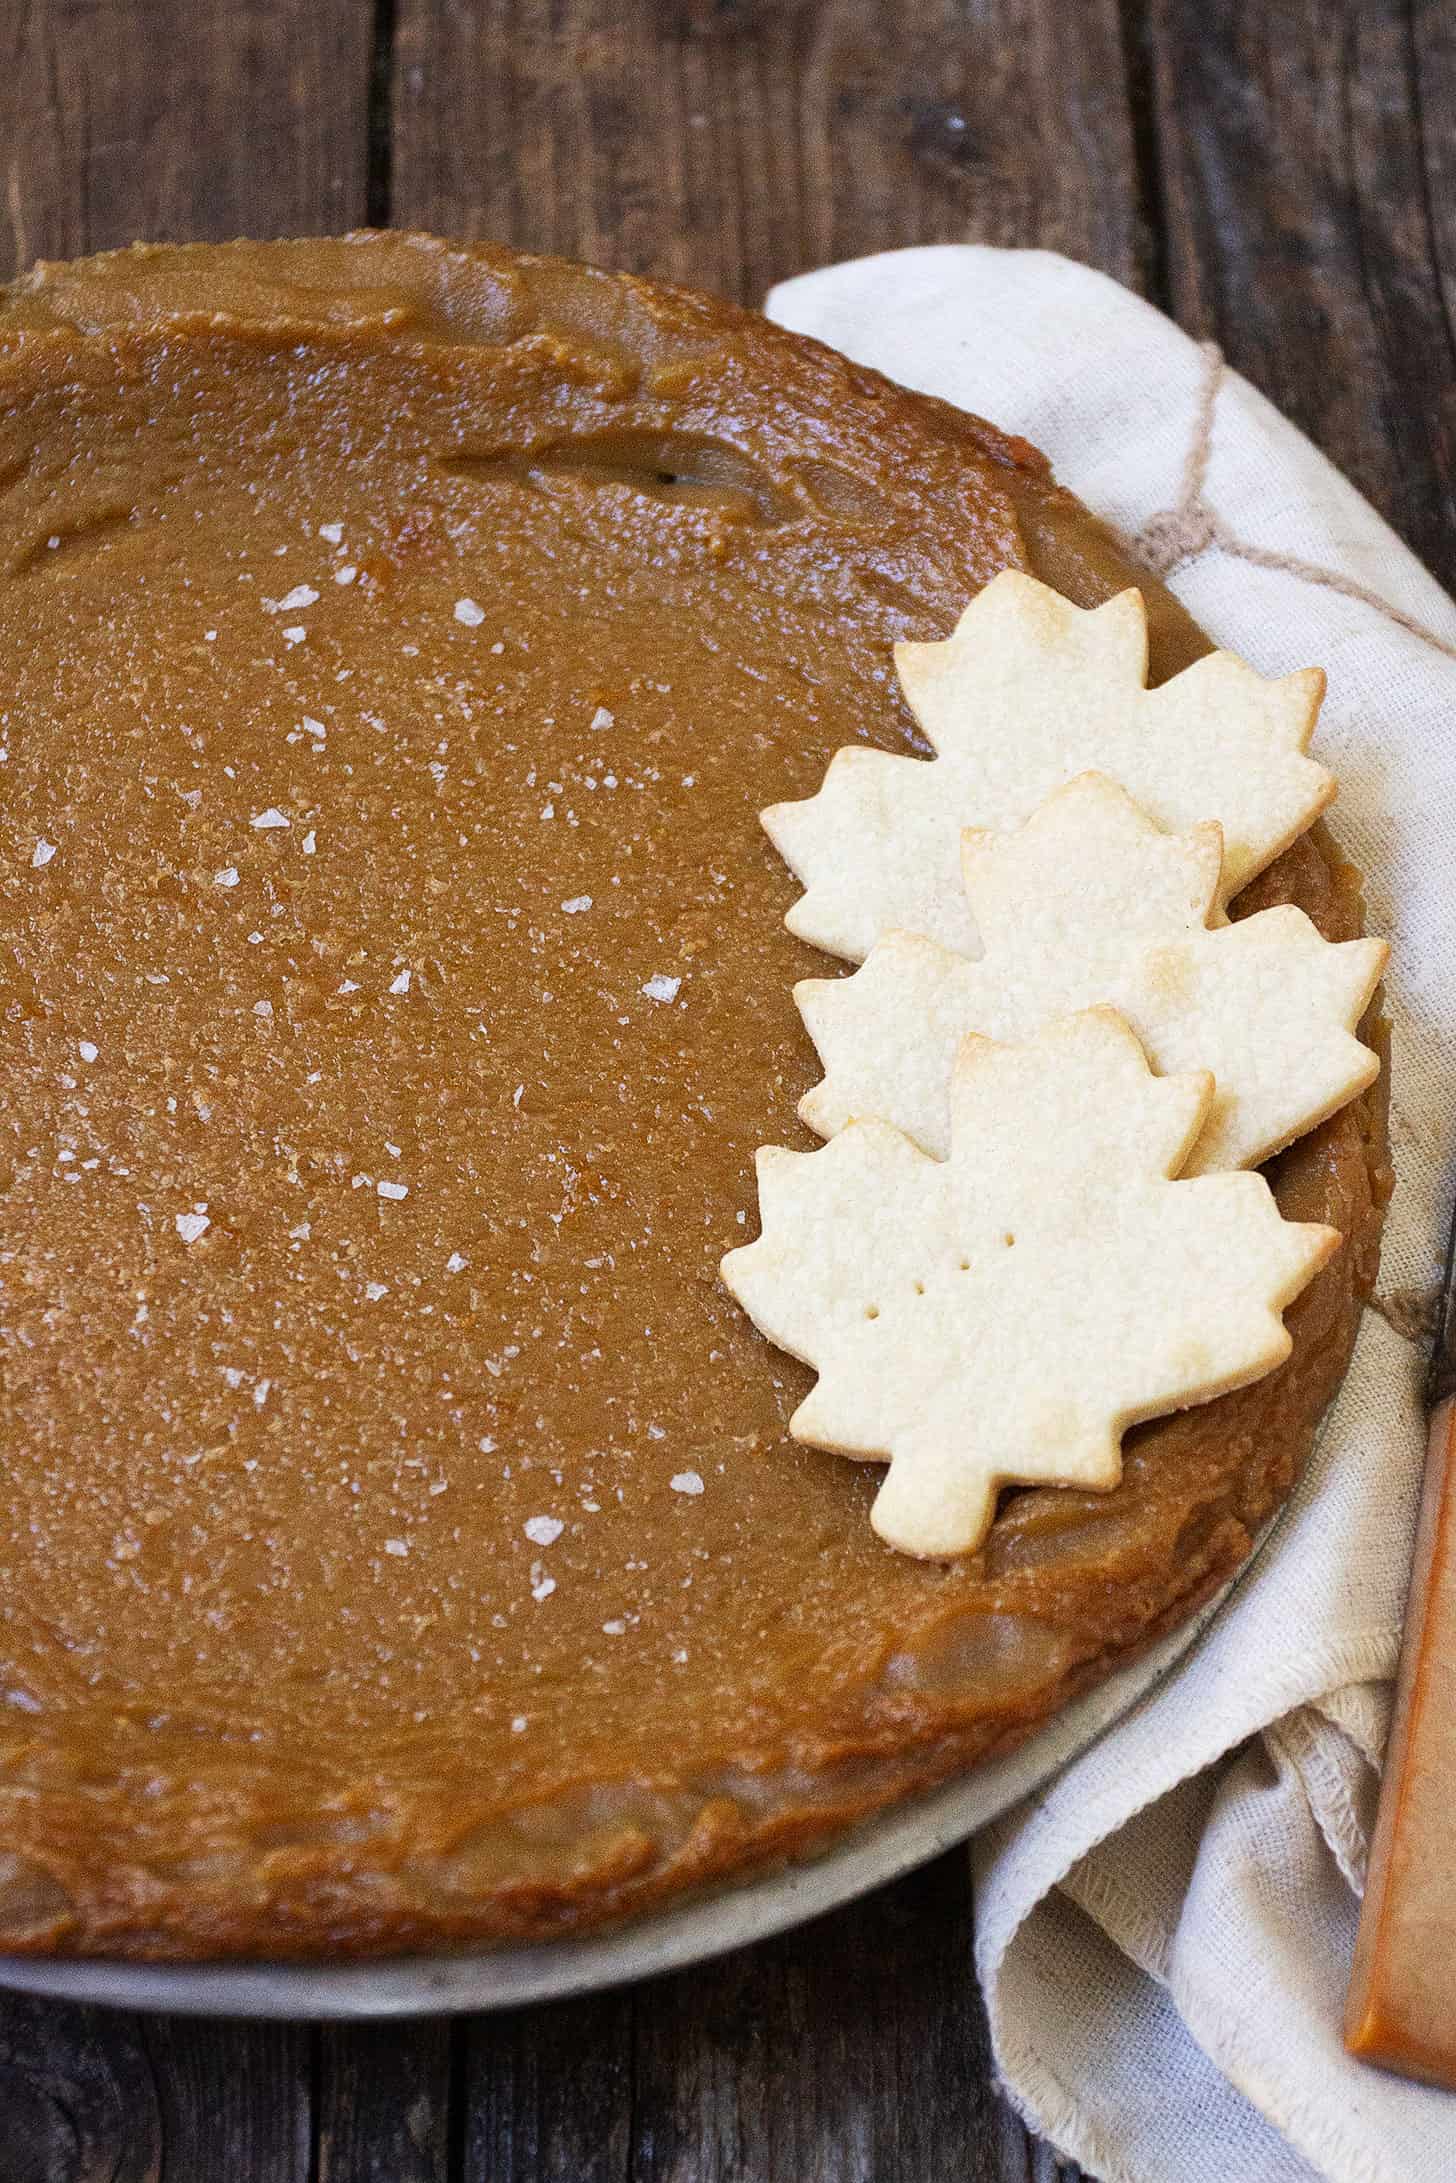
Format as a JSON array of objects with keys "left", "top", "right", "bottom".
[{"left": 367, "top": 0, "right": 399, "bottom": 227}]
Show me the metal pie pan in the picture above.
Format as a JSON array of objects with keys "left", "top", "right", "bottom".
[{"left": 0, "top": 1556, "right": 1250, "bottom": 2019}]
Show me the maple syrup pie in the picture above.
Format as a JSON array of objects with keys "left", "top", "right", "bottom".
[{"left": 0, "top": 235, "right": 1387, "bottom": 1958}]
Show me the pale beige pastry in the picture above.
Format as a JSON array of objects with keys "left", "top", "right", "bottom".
[
  {"left": 723, "top": 1010, "right": 1338, "bottom": 1557},
  {"left": 796, "top": 772, "right": 1387, "bottom": 1175},
  {"left": 763, "top": 571, "right": 1333, "bottom": 964}
]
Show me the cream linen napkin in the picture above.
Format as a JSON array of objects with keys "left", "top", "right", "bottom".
[{"left": 767, "top": 248, "right": 1456, "bottom": 2183}]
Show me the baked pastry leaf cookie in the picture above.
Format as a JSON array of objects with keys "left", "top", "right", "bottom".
[
  {"left": 762, "top": 571, "right": 1334, "bottom": 964},
  {"left": 797, "top": 773, "right": 1387, "bottom": 1176},
  {"left": 721, "top": 1009, "right": 1338, "bottom": 1558}
]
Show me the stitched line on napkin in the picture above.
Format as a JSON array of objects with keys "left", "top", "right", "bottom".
[
  {"left": 1132, "top": 343, "right": 1456, "bottom": 665},
  {"left": 1265, "top": 1710, "right": 1374, "bottom": 1893}
]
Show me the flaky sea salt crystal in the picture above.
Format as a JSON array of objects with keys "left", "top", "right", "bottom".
[
  {"left": 365, "top": 1281, "right": 388, "bottom": 1302},
  {"left": 251, "top": 808, "right": 290, "bottom": 830},
  {"left": 453, "top": 597, "right": 486, "bottom": 628},
  {"left": 590, "top": 706, "right": 614, "bottom": 730},
  {"left": 641, "top": 973, "right": 681, "bottom": 1003},
  {"left": 384, "top": 1538, "right": 409, "bottom": 1557},
  {"left": 214, "top": 867, "right": 240, "bottom": 887},
  {"left": 270, "top": 584, "right": 318, "bottom": 613},
  {"left": 388, "top": 969, "right": 411, "bottom": 995},
  {"left": 524, "top": 1515, "right": 563, "bottom": 1547},
  {"left": 31, "top": 839, "right": 56, "bottom": 869},
  {"left": 561, "top": 895, "right": 592, "bottom": 914},
  {"left": 377, "top": 1179, "right": 408, "bottom": 1201},
  {"left": 78, "top": 1041, "right": 98, "bottom": 1064},
  {"left": 670, "top": 1472, "right": 705, "bottom": 1496},
  {"left": 446, "top": 1251, "right": 468, "bottom": 1274},
  {"left": 318, "top": 521, "right": 344, "bottom": 545},
  {"left": 175, "top": 1210, "right": 210, "bottom": 1244}
]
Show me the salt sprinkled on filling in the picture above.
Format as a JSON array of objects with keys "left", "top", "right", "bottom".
[
  {"left": 253, "top": 999, "right": 274, "bottom": 1018},
  {"left": 364, "top": 1281, "right": 389, "bottom": 1302},
  {"left": 175, "top": 1209, "right": 210, "bottom": 1244},
  {"left": 388, "top": 969, "right": 411, "bottom": 994},
  {"left": 384, "top": 1538, "right": 409, "bottom": 1557},
  {"left": 31, "top": 839, "right": 56, "bottom": 869},
  {"left": 445, "top": 1251, "right": 468, "bottom": 1274},
  {"left": 334, "top": 565, "right": 358, "bottom": 586},
  {"left": 318, "top": 521, "right": 344, "bottom": 545},
  {"left": 453, "top": 597, "right": 486, "bottom": 628},
  {"left": 267, "top": 584, "right": 319, "bottom": 613},
  {"left": 214, "top": 867, "right": 240, "bottom": 886},
  {"left": 511, "top": 1716, "right": 528, "bottom": 1734},
  {"left": 524, "top": 1515, "right": 563, "bottom": 1547},
  {"left": 302, "top": 831, "right": 317, "bottom": 856},
  {"left": 377, "top": 1179, "right": 409, "bottom": 1201},
  {"left": 251, "top": 808, "right": 290, "bottom": 830},
  {"left": 561, "top": 895, "right": 592, "bottom": 914},
  {"left": 590, "top": 706, "right": 614, "bottom": 729},
  {"left": 641, "top": 973, "right": 681, "bottom": 1003},
  {"left": 602, "top": 1618, "right": 627, "bottom": 1637},
  {"left": 78, "top": 1041, "right": 98, "bottom": 1064},
  {"left": 670, "top": 1472, "right": 705, "bottom": 1496}
]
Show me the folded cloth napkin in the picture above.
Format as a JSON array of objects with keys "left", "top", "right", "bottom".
[{"left": 767, "top": 247, "right": 1456, "bottom": 2183}]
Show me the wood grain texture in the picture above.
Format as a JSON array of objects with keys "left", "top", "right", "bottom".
[
  {"left": 315, "top": 2021, "right": 453, "bottom": 2182},
  {"left": 0, "top": 0, "right": 372, "bottom": 274},
  {"left": 1145, "top": 0, "right": 1456, "bottom": 590},
  {"left": 459, "top": 1988, "right": 632, "bottom": 2183},
  {"left": 627, "top": 1854, "right": 1011, "bottom": 2183},
  {"left": 389, "top": 0, "right": 1145, "bottom": 301},
  {"left": 141, "top": 2018, "right": 311, "bottom": 2182},
  {"left": 0, "top": 1998, "right": 163, "bottom": 2183}
]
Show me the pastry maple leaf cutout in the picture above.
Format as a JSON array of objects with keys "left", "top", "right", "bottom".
[
  {"left": 797, "top": 773, "right": 1388, "bottom": 1176},
  {"left": 761, "top": 571, "right": 1334, "bottom": 964},
  {"left": 720, "top": 1010, "right": 1338, "bottom": 1559}
]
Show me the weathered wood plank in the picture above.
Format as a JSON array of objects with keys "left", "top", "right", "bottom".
[
  {"left": 628, "top": 1853, "right": 1027, "bottom": 2183},
  {"left": 0, "top": 0, "right": 373, "bottom": 277},
  {"left": 0, "top": 1995, "right": 161, "bottom": 2183},
  {"left": 314, "top": 2021, "right": 454, "bottom": 2183},
  {"left": 389, "top": 0, "right": 1145, "bottom": 304},
  {"left": 456, "top": 1988, "right": 633, "bottom": 2182},
  {"left": 0, "top": 0, "right": 385, "bottom": 2170},
  {"left": 388, "top": 9, "right": 1130, "bottom": 2170},
  {"left": 1145, "top": 0, "right": 1456, "bottom": 589},
  {"left": 141, "top": 2016, "right": 311, "bottom": 2182}
]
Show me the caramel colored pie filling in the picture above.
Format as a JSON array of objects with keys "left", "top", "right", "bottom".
[{"left": 0, "top": 236, "right": 1387, "bottom": 1957}]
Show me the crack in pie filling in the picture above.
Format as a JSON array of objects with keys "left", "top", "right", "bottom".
[{"left": 0, "top": 235, "right": 1389, "bottom": 1959}]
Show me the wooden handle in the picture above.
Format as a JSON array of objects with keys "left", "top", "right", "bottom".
[{"left": 1345, "top": 1394, "right": 1456, "bottom": 2085}]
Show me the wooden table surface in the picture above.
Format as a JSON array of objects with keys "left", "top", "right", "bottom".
[{"left": 1, "top": 3, "right": 1452, "bottom": 2178}]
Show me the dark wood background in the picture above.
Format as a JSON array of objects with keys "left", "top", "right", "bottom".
[{"left": 1, "top": 3, "right": 1452, "bottom": 2178}]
